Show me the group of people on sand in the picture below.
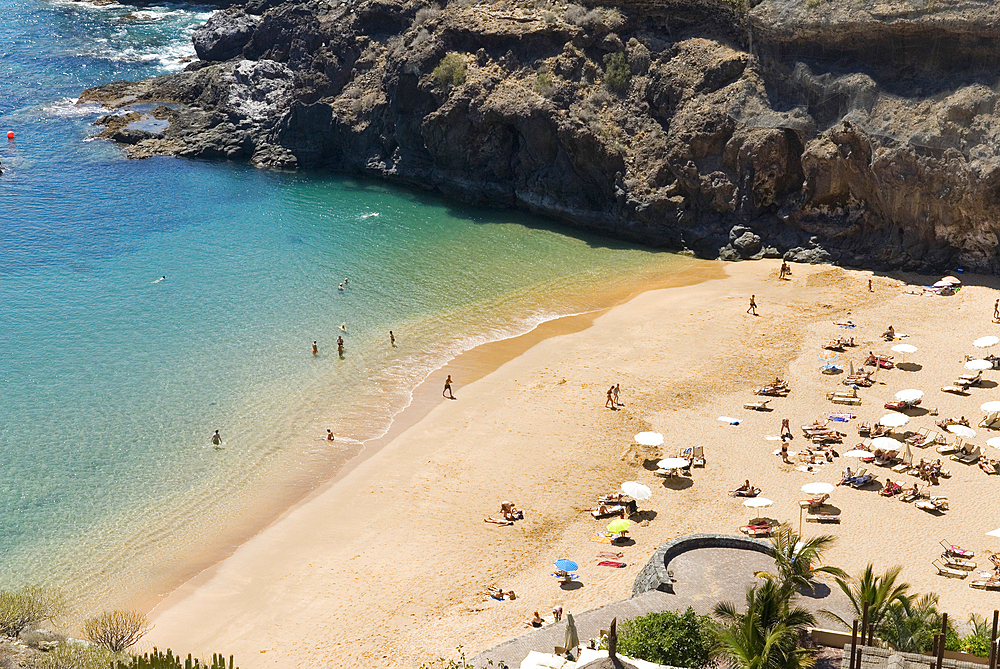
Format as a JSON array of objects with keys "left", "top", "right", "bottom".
[
  {"left": 729, "top": 480, "right": 760, "bottom": 497},
  {"left": 605, "top": 384, "right": 621, "bottom": 408},
  {"left": 524, "top": 605, "right": 563, "bottom": 628}
]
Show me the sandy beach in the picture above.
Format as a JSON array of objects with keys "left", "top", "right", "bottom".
[{"left": 142, "top": 259, "right": 1000, "bottom": 668}]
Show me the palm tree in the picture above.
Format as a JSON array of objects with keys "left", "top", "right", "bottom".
[
  {"left": 714, "top": 580, "right": 816, "bottom": 669},
  {"left": 823, "top": 564, "right": 912, "bottom": 633},
  {"left": 755, "top": 524, "right": 848, "bottom": 595},
  {"left": 878, "top": 593, "right": 942, "bottom": 653}
]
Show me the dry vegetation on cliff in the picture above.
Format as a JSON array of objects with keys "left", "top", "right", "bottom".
[{"left": 78, "top": 0, "right": 1000, "bottom": 272}]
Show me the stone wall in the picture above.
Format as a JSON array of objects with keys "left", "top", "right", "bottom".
[{"left": 632, "top": 533, "right": 771, "bottom": 596}]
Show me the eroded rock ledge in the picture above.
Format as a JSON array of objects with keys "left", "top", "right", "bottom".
[{"left": 78, "top": 0, "right": 1000, "bottom": 272}]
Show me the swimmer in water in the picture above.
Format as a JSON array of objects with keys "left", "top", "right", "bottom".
[
  {"left": 339, "top": 324, "right": 347, "bottom": 332},
  {"left": 338, "top": 284, "right": 344, "bottom": 291},
  {"left": 390, "top": 330, "right": 396, "bottom": 347},
  {"left": 211, "top": 430, "right": 221, "bottom": 446},
  {"left": 344, "top": 278, "right": 349, "bottom": 286},
  {"left": 153, "top": 276, "right": 166, "bottom": 283}
]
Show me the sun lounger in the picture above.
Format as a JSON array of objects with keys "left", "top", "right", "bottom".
[
  {"left": 942, "top": 386, "right": 970, "bottom": 395},
  {"left": 691, "top": 445, "right": 706, "bottom": 467},
  {"left": 744, "top": 400, "right": 771, "bottom": 411},
  {"left": 848, "top": 474, "right": 875, "bottom": 488},
  {"left": 937, "top": 438, "right": 961, "bottom": 455},
  {"left": 806, "top": 513, "right": 841, "bottom": 523},
  {"left": 756, "top": 386, "right": 789, "bottom": 397},
  {"left": 981, "top": 411, "right": 1000, "bottom": 429},
  {"left": 590, "top": 505, "right": 624, "bottom": 519},
  {"left": 970, "top": 579, "right": 1000, "bottom": 590},
  {"left": 940, "top": 540, "right": 974, "bottom": 558},
  {"left": 933, "top": 559, "right": 969, "bottom": 579},
  {"left": 941, "top": 556, "right": 977, "bottom": 570},
  {"left": 739, "top": 523, "right": 775, "bottom": 537},
  {"left": 952, "top": 445, "right": 981, "bottom": 464},
  {"left": 915, "top": 496, "right": 948, "bottom": 512}
]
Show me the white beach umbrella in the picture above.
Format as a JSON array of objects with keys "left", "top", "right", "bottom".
[
  {"left": 635, "top": 432, "right": 664, "bottom": 446},
  {"left": 657, "top": 457, "right": 688, "bottom": 469},
  {"left": 894, "top": 389, "right": 924, "bottom": 403},
  {"left": 987, "top": 437, "right": 1000, "bottom": 450},
  {"left": 966, "top": 359, "right": 993, "bottom": 371},
  {"left": 743, "top": 497, "right": 773, "bottom": 509},
  {"left": 988, "top": 528, "right": 1000, "bottom": 538},
  {"left": 842, "top": 450, "right": 872, "bottom": 458},
  {"left": 871, "top": 436, "right": 903, "bottom": 450},
  {"left": 891, "top": 344, "right": 918, "bottom": 354},
  {"left": 879, "top": 413, "right": 910, "bottom": 428},
  {"left": 620, "top": 481, "right": 652, "bottom": 501},
  {"left": 801, "top": 482, "right": 835, "bottom": 495},
  {"left": 974, "top": 336, "right": 1000, "bottom": 349},
  {"left": 901, "top": 441, "right": 913, "bottom": 465},
  {"left": 946, "top": 424, "right": 977, "bottom": 439},
  {"left": 981, "top": 402, "right": 1000, "bottom": 412},
  {"left": 940, "top": 276, "right": 962, "bottom": 285}
]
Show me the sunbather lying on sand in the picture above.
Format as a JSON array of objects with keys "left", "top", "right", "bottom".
[
  {"left": 729, "top": 480, "right": 760, "bottom": 497},
  {"left": 486, "top": 586, "right": 516, "bottom": 601}
]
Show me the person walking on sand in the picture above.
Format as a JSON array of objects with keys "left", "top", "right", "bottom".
[
  {"left": 211, "top": 430, "right": 221, "bottom": 446},
  {"left": 747, "top": 295, "right": 757, "bottom": 315},
  {"left": 868, "top": 279, "right": 874, "bottom": 293},
  {"left": 606, "top": 386, "right": 615, "bottom": 408},
  {"left": 994, "top": 299, "right": 999, "bottom": 322},
  {"left": 780, "top": 418, "right": 791, "bottom": 439},
  {"left": 443, "top": 374, "right": 455, "bottom": 399},
  {"left": 390, "top": 330, "right": 396, "bottom": 347},
  {"left": 312, "top": 340, "right": 318, "bottom": 355},
  {"left": 613, "top": 383, "right": 621, "bottom": 405}
]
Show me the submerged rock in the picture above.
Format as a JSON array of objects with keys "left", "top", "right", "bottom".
[{"left": 78, "top": 0, "right": 1000, "bottom": 272}]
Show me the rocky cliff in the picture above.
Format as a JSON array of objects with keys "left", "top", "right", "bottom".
[{"left": 78, "top": 0, "right": 1000, "bottom": 271}]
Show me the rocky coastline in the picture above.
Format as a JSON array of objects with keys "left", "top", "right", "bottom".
[{"left": 78, "top": 0, "right": 1000, "bottom": 272}]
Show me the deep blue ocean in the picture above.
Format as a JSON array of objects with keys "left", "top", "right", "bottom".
[{"left": 0, "top": 0, "right": 685, "bottom": 608}]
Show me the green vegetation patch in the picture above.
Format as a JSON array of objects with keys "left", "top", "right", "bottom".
[{"left": 433, "top": 52, "right": 467, "bottom": 87}]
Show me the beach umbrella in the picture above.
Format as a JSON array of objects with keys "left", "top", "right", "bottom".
[
  {"left": 657, "top": 457, "right": 689, "bottom": 469},
  {"left": 891, "top": 344, "right": 918, "bottom": 354},
  {"left": 564, "top": 613, "right": 579, "bottom": 658},
  {"left": 607, "top": 518, "right": 632, "bottom": 534},
  {"left": 553, "top": 559, "right": 578, "bottom": 572},
  {"left": 901, "top": 441, "right": 913, "bottom": 465},
  {"left": 620, "top": 481, "right": 652, "bottom": 501},
  {"left": 974, "top": 336, "right": 1000, "bottom": 349},
  {"left": 946, "top": 424, "right": 976, "bottom": 439},
  {"left": 742, "top": 497, "right": 774, "bottom": 509},
  {"left": 933, "top": 280, "right": 952, "bottom": 288},
  {"left": 988, "top": 528, "right": 1000, "bottom": 538},
  {"left": 982, "top": 402, "right": 1000, "bottom": 412},
  {"left": 879, "top": 413, "right": 910, "bottom": 428},
  {"left": 871, "top": 436, "right": 903, "bottom": 450},
  {"left": 987, "top": 437, "right": 1000, "bottom": 450},
  {"left": 940, "top": 276, "right": 962, "bottom": 285},
  {"left": 818, "top": 350, "right": 839, "bottom": 360},
  {"left": 634, "top": 432, "right": 664, "bottom": 446},
  {"left": 966, "top": 359, "right": 993, "bottom": 371},
  {"left": 801, "top": 482, "right": 835, "bottom": 495},
  {"left": 842, "top": 450, "right": 872, "bottom": 458},
  {"left": 894, "top": 389, "right": 924, "bottom": 403}
]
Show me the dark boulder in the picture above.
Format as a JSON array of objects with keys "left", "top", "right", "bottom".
[{"left": 193, "top": 9, "right": 261, "bottom": 62}]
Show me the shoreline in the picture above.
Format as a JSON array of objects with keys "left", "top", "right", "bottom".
[
  {"left": 120, "top": 255, "right": 715, "bottom": 618},
  {"left": 141, "top": 259, "right": 1000, "bottom": 668}
]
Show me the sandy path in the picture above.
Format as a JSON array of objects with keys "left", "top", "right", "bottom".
[{"left": 143, "top": 260, "right": 1000, "bottom": 668}]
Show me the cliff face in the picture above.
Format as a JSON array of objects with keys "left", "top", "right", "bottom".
[{"left": 78, "top": 0, "right": 1000, "bottom": 272}]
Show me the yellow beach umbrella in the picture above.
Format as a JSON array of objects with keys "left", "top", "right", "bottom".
[{"left": 607, "top": 518, "right": 632, "bottom": 534}]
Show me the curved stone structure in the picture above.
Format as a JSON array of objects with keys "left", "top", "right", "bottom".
[{"left": 632, "top": 533, "right": 771, "bottom": 597}]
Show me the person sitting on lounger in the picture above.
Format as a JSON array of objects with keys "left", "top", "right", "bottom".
[{"left": 837, "top": 467, "right": 853, "bottom": 485}]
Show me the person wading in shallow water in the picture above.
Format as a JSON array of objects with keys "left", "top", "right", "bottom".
[{"left": 211, "top": 430, "right": 222, "bottom": 446}]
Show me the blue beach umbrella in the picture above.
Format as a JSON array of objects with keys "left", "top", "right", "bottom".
[{"left": 554, "top": 559, "right": 578, "bottom": 572}]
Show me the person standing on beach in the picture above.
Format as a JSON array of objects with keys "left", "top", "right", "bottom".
[
  {"left": 747, "top": 295, "right": 757, "bottom": 315},
  {"left": 326, "top": 429, "right": 335, "bottom": 441},
  {"left": 443, "top": 374, "right": 455, "bottom": 399},
  {"left": 390, "top": 331, "right": 396, "bottom": 347},
  {"left": 780, "top": 418, "right": 791, "bottom": 439},
  {"left": 613, "top": 383, "right": 621, "bottom": 405},
  {"left": 868, "top": 279, "right": 874, "bottom": 293},
  {"left": 994, "top": 299, "right": 999, "bottom": 322},
  {"left": 211, "top": 430, "right": 221, "bottom": 446},
  {"left": 606, "top": 386, "right": 615, "bottom": 408},
  {"left": 312, "top": 340, "right": 318, "bottom": 355}
]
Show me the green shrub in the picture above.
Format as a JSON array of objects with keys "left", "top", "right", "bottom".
[
  {"left": 944, "top": 626, "right": 962, "bottom": 652},
  {"left": 25, "top": 642, "right": 120, "bottom": 669},
  {"left": 534, "top": 68, "right": 555, "bottom": 97},
  {"left": 85, "top": 610, "right": 152, "bottom": 653},
  {"left": 432, "top": 52, "right": 467, "bottom": 87},
  {"left": 617, "top": 608, "right": 713, "bottom": 668},
  {"left": 961, "top": 634, "right": 990, "bottom": 657},
  {"left": 0, "top": 586, "right": 66, "bottom": 637},
  {"left": 114, "top": 648, "right": 237, "bottom": 669},
  {"left": 603, "top": 52, "right": 630, "bottom": 93}
]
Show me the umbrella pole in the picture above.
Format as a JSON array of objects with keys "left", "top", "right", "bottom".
[{"left": 799, "top": 505, "right": 803, "bottom": 535}]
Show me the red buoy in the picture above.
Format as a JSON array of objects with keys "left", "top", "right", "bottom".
[{"left": 5, "top": 131, "right": 12, "bottom": 140}]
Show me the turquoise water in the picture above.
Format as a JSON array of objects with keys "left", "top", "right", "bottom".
[{"left": 0, "top": 0, "right": 686, "bottom": 608}]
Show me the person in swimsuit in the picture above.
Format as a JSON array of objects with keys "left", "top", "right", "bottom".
[
  {"left": 527, "top": 611, "right": 544, "bottom": 627},
  {"left": 606, "top": 386, "right": 615, "bottom": 408},
  {"left": 443, "top": 375, "right": 455, "bottom": 399},
  {"left": 390, "top": 331, "right": 396, "bottom": 347},
  {"left": 747, "top": 295, "right": 757, "bottom": 315},
  {"left": 326, "top": 429, "right": 335, "bottom": 441},
  {"left": 312, "top": 341, "right": 318, "bottom": 355},
  {"left": 211, "top": 430, "right": 221, "bottom": 446}
]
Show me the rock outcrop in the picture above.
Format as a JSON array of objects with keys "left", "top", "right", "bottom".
[{"left": 78, "top": 0, "right": 1000, "bottom": 272}]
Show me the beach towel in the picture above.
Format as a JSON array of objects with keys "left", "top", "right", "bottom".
[
  {"left": 837, "top": 323, "right": 857, "bottom": 328},
  {"left": 596, "top": 551, "right": 623, "bottom": 559},
  {"left": 718, "top": 416, "right": 741, "bottom": 425},
  {"left": 589, "top": 532, "right": 612, "bottom": 544},
  {"left": 484, "top": 517, "right": 513, "bottom": 526},
  {"left": 829, "top": 413, "right": 855, "bottom": 422},
  {"left": 765, "top": 435, "right": 780, "bottom": 441},
  {"left": 598, "top": 561, "right": 626, "bottom": 568}
]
